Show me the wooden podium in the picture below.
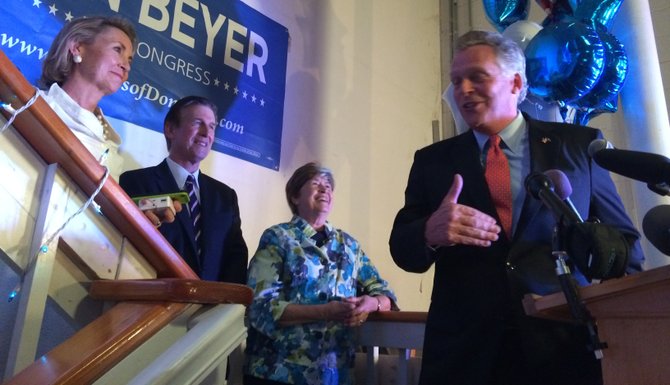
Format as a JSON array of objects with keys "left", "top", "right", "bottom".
[{"left": 523, "top": 264, "right": 670, "bottom": 385}]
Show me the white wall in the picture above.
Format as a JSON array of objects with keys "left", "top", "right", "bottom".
[{"left": 652, "top": 1, "right": 670, "bottom": 118}]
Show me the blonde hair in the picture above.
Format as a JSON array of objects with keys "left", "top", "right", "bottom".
[{"left": 40, "top": 16, "right": 137, "bottom": 88}]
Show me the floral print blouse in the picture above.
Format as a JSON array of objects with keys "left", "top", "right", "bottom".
[{"left": 244, "top": 216, "right": 397, "bottom": 384}]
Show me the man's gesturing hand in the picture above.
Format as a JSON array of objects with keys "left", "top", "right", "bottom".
[{"left": 424, "top": 174, "right": 501, "bottom": 247}]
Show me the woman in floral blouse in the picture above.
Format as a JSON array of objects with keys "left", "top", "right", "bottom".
[{"left": 244, "top": 162, "right": 397, "bottom": 385}]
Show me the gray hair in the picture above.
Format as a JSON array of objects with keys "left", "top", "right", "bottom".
[
  {"left": 285, "top": 162, "right": 335, "bottom": 215},
  {"left": 40, "top": 16, "right": 137, "bottom": 88},
  {"left": 454, "top": 30, "right": 528, "bottom": 103}
]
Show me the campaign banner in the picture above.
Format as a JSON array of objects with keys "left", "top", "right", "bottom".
[{"left": 0, "top": 0, "right": 288, "bottom": 170}]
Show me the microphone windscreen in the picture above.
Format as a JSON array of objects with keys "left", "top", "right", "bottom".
[
  {"left": 524, "top": 172, "right": 553, "bottom": 199},
  {"left": 588, "top": 139, "right": 613, "bottom": 157},
  {"left": 642, "top": 205, "right": 670, "bottom": 256},
  {"left": 544, "top": 169, "right": 572, "bottom": 200},
  {"left": 595, "top": 149, "right": 670, "bottom": 185}
]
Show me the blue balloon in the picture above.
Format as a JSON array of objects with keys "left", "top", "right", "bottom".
[
  {"left": 537, "top": 0, "right": 575, "bottom": 26},
  {"left": 568, "top": 0, "right": 581, "bottom": 13},
  {"left": 574, "top": 0, "right": 623, "bottom": 29},
  {"left": 572, "top": 106, "right": 609, "bottom": 126},
  {"left": 483, "top": 0, "right": 530, "bottom": 32},
  {"left": 571, "top": 29, "right": 627, "bottom": 110},
  {"left": 520, "top": 94, "right": 563, "bottom": 122},
  {"left": 525, "top": 19, "right": 605, "bottom": 104}
]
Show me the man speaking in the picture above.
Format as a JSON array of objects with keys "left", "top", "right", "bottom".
[{"left": 389, "top": 30, "right": 644, "bottom": 385}]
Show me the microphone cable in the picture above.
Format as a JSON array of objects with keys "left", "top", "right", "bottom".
[{"left": 0, "top": 87, "right": 40, "bottom": 134}]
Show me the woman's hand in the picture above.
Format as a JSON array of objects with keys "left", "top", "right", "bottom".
[
  {"left": 279, "top": 295, "right": 388, "bottom": 327},
  {"left": 322, "top": 300, "right": 357, "bottom": 323},
  {"left": 340, "top": 296, "right": 379, "bottom": 326}
]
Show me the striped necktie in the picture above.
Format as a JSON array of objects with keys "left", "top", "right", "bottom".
[
  {"left": 185, "top": 174, "right": 202, "bottom": 256},
  {"left": 485, "top": 135, "right": 513, "bottom": 237}
]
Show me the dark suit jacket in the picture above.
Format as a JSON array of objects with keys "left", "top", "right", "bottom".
[
  {"left": 120, "top": 160, "right": 248, "bottom": 284},
  {"left": 390, "top": 116, "right": 644, "bottom": 385}
]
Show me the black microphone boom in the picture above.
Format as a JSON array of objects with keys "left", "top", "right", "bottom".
[{"left": 588, "top": 139, "right": 670, "bottom": 185}]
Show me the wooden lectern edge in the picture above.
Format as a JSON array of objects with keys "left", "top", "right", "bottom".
[
  {"left": 523, "top": 264, "right": 670, "bottom": 321},
  {"left": 89, "top": 278, "right": 254, "bottom": 306}
]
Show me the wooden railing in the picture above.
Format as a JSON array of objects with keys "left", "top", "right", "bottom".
[
  {"left": 0, "top": 50, "right": 251, "bottom": 385},
  {"left": 357, "top": 311, "right": 427, "bottom": 385}
]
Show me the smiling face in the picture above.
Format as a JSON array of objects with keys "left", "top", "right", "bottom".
[
  {"left": 450, "top": 44, "right": 521, "bottom": 135},
  {"left": 292, "top": 174, "right": 334, "bottom": 225},
  {"left": 71, "top": 26, "right": 133, "bottom": 96},
  {"left": 166, "top": 104, "right": 217, "bottom": 173}
]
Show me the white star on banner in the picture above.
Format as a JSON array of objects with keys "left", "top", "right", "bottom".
[
  {"left": 33, "top": 0, "right": 42, "bottom": 8},
  {"left": 260, "top": 99, "right": 265, "bottom": 107},
  {"left": 251, "top": 95, "right": 257, "bottom": 103},
  {"left": 48, "top": 3, "right": 58, "bottom": 15},
  {"left": 214, "top": 78, "right": 220, "bottom": 86},
  {"left": 233, "top": 87, "right": 239, "bottom": 95},
  {"left": 242, "top": 91, "right": 248, "bottom": 99},
  {"left": 65, "top": 11, "right": 73, "bottom": 21}
]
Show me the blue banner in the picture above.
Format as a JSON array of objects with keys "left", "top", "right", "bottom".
[{"left": 0, "top": 0, "right": 288, "bottom": 170}]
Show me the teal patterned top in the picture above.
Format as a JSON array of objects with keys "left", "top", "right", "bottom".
[{"left": 244, "top": 216, "right": 397, "bottom": 384}]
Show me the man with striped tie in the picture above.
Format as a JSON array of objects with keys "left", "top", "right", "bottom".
[{"left": 120, "top": 96, "right": 248, "bottom": 284}]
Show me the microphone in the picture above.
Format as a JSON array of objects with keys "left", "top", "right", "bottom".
[
  {"left": 642, "top": 205, "right": 670, "bottom": 256},
  {"left": 588, "top": 139, "right": 670, "bottom": 185},
  {"left": 543, "top": 169, "right": 584, "bottom": 222},
  {"left": 525, "top": 171, "right": 582, "bottom": 225},
  {"left": 587, "top": 138, "right": 614, "bottom": 157},
  {"left": 526, "top": 170, "right": 608, "bottom": 357}
]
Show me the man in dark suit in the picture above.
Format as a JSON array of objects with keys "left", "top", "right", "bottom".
[
  {"left": 120, "top": 96, "right": 248, "bottom": 284},
  {"left": 389, "top": 31, "right": 644, "bottom": 385}
]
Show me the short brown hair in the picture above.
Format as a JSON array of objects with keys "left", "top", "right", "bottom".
[
  {"left": 285, "top": 162, "right": 335, "bottom": 215},
  {"left": 40, "top": 16, "right": 137, "bottom": 88}
]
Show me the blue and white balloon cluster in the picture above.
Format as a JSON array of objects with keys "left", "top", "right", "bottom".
[{"left": 484, "top": 0, "right": 628, "bottom": 125}]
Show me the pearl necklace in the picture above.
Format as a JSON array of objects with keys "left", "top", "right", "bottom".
[{"left": 94, "top": 111, "right": 111, "bottom": 141}]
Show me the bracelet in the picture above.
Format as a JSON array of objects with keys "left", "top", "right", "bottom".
[{"left": 375, "top": 296, "right": 382, "bottom": 312}]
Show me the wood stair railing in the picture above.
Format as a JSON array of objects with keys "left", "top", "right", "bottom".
[
  {"left": 0, "top": 50, "right": 251, "bottom": 385},
  {"left": 89, "top": 278, "right": 253, "bottom": 305}
]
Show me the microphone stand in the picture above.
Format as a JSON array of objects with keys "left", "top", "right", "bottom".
[{"left": 552, "top": 221, "right": 607, "bottom": 359}]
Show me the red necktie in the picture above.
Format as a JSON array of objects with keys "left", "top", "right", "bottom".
[{"left": 485, "top": 135, "right": 512, "bottom": 237}]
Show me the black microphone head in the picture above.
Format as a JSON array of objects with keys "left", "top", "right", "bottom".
[
  {"left": 524, "top": 172, "right": 553, "bottom": 200},
  {"left": 594, "top": 148, "right": 670, "bottom": 185},
  {"left": 642, "top": 205, "right": 670, "bottom": 256},
  {"left": 588, "top": 139, "right": 614, "bottom": 157},
  {"left": 543, "top": 169, "right": 572, "bottom": 200}
]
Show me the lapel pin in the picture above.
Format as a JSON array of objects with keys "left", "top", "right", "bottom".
[{"left": 541, "top": 137, "right": 551, "bottom": 144}]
